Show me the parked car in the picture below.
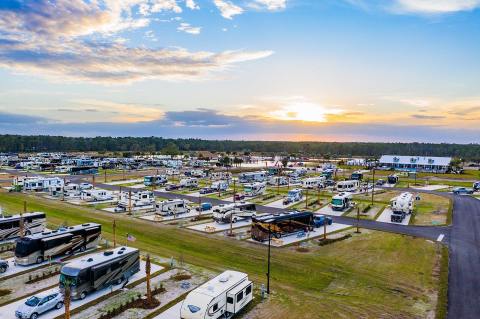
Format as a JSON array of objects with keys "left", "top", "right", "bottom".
[
  {"left": 0, "top": 259, "right": 8, "bottom": 273},
  {"left": 324, "top": 180, "right": 336, "bottom": 187},
  {"left": 453, "top": 187, "right": 474, "bottom": 195},
  {"left": 313, "top": 215, "right": 333, "bottom": 227},
  {"left": 165, "top": 184, "right": 179, "bottom": 191},
  {"left": 199, "top": 187, "right": 215, "bottom": 194},
  {"left": 195, "top": 202, "right": 213, "bottom": 212},
  {"left": 234, "top": 194, "right": 245, "bottom": 201},
  {"left": 375, "top": 179, "right": 386, "bottom": 186},
  {"left": 15, "top": 291, "right": 64, "bottom": 319},
  {"left": 79, "top": 182, "right": 93, "bottom": 190}
]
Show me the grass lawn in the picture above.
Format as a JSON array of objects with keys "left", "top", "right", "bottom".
[
  {"left": 0, "top": 191, "right": 445, "bottom": 318},
  {"left": 410, "top": 193, "right": 451, "bottom": 226}
]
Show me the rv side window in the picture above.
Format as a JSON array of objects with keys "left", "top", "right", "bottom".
[
  {"left": 227, "top": 297, "right": 233, "bottom": 304},
  {"left": 237, "top": 291, "right": 244, "bottom": 302},
  {"left": 246, "top": 285, "right": 252, "bottom": 295},
  {"left": 212, "top": 303, "right": 218, "bottom": 312}
]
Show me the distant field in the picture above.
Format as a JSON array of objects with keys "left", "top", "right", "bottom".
[{"left": 0, "top": 191, "right": 445, "bottom": 318}]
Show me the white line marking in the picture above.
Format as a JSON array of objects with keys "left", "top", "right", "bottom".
[{"left": 437, "top": 234, "right": 445, "bottom": 242}]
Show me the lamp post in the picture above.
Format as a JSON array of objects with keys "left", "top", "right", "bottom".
[
  {"left": 371, "top": 168, "right": 375, "bottom": 206},
  {"left": 267, "top": 224, "right": 272, "bottom": 294}
]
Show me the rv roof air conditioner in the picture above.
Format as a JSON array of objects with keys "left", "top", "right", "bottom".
[
  {"left": 104, "top": 251, "right": 114, "bottom": 256},
  {"left": 87, "top": 258, "right": 93, "bottom": 262}
]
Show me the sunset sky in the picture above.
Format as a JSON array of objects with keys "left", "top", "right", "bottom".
[{"left": 0, "top": 0, "right": 480, "bottom": 142}]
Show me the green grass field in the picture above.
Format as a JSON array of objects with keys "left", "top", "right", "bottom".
[{"left": 0, "top": 191, "right": 445, "bottom": 318}]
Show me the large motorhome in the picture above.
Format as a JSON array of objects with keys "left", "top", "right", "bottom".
[
  {"left": 302, "top": 176, "right": 325, "bottom": 189},
  {"left": 390, "top": 192, "right": 414, "bottom": 222},
  {"left": 212, "top": 202, "right": 256, "bottom": 223},
  {"left": 243, "top": 182, "right": 266, "bottom": 197},
  {"left": 180, "top": 178, "right": 199, "bottom": 189},
  {"left": 156, "top": 199, "right": 190, "bottom": 216},
  {"left": 283, "top": 188, "right": 303, "bottom": 205},
  {"left": 238, "top": 171, "right": 267, "bottom": 183},
  {"left": 80, "top": 189, "right": 113, "bottom": 202},
  {"left": 180, "top": 270, "right": 253, "bottom": 319},
  {"left": 251, "top": 211, "right": 314, "bottom": 242},
  {"left": 59, "top": 247, "right": 140, "bottom": 300},
  {"left": 15, "top": 223, "right": 101, "bottom": 265},
  {"left": 144, "top": 175, "right": 168, "bottom": 186},
  {"left": 336, "top": 180, "right": 360, "bottom": 192},
  {"left": 117, "top": 191, "right": 155, "bottom": 211},
  {"left": 0, "top": 212, "right": 46, "bottom": 242},
  {"left": 331, "top": 193, "right": 352, "bottom": 211}
]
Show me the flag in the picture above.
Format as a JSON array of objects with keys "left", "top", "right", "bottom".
[{"left": 127, "top": 233, "right": 136, "bottom": 242}]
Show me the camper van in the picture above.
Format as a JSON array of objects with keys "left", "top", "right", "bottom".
[
  {"left": 302, "top": 176, "right": 325, "bottom": 189},
  {"left": 336, "top": 180, "right": 360, "bottom": 192},
  {"left": 144, "top": 175, "right": 168, "bottom": 186},
  {"left": 0, "top": 212, "right": 46, "bottom": 242},
  {"left": 59, "top": 247, "right": 140, "bottom": 300},
  {"left": 15, "top": 223, "right": 101, "bottom": 265},
  {"left": 180, "top": 270, "right": 253, "bottom": 319},
  {"left": 243, "top": 182, "right": 266, "bottom": 197},
  {"left": 212, "top": 202, "right": 256, "bottom": 223},
  {"left": 331, "top": 193, "right": 352, "bottom": 211},
  {"left": 283, "top": 189, "right": 303, "bottom": 205},
  {"left": 116, "top": 191, "right": 155, "bottom": 211},
  {"left": 180, "top": 178, "right": 199, "bottom": 189},
  {"left": 390, "top": 192, "right": 414, "bottom": 223},
  {"left": 156, "top": 199, "right": 190, "bottom": 216},
  {"left": 80, "top": 189, "right": 113, "bottom": 202}
]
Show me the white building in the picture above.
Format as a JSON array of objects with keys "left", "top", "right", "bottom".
[{"left": 379, "top": 155, "right": 452, "bottom": 173}]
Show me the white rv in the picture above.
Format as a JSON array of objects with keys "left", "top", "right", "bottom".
[
  {"left": 81, "top": 189, "right": 113, "bottom": 202},
  {"left": 238, "top": 171, "right": 267, "bottom": 183},
  {"left": 268, "top": 176, "right": 288, "bottom": 186},
  {"left": 243, "top": 182, "right": 266, "bottom": 197},
  {"left": 156, "top": 199, "right": 190, "bottom": 216},
  {"left": 391, "top": 192, "right": 414, "bottom": 214},
  {"left": 166, "top": 168, "right": 180, "bottom": 176},
  {"left": 116, "top": 191, "right": 155, "bottom": 211},
  {"left": 283, "top": 188, "right": 303, "bottom": 205},
  {"left": 211, "top": 180, "right": 229, "bottom": 192},
  {"left": 331, "top": 192, "right": 352, "bottom": 211},
  {"left": 180, "top": 270, "right": 253, "bottom": 319},
  {"left": 180, "top": 177, "right": 199, "bottom": 189},
  {"left": 64, "top": 183, "right": 81, "bottom": 197},
  {"left": 302, "top": 176, "right": 325, "bottom": 189},
  {"left": 23, "top": 177, "right": 64, "bottom": 192},
  {"left": 336, "top": 180, "right": 360, "bottom": 192},
  {"left": 212, "top": 202, "right": 256, "bottom": 223}
]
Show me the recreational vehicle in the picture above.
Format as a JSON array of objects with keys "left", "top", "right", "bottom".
[
  {"left": 23, "top": 177, "right": 64, "bottom": 192},
  {"left": 388, "top": 174, "right": 399, "bottom": 184},
  {"left": 251, "top": 211, "right": 314, "bottom": 242},
  {"left": 243, "top": 182, "right": 266, "bottom": 197},
  {"left": 180, "top": 270, "right": 253, "bottom": 319},
  {"left": 283, "top": 188, "right": 303, "bottom": 205},
  {"left": 350, "top": 171, "right": 363, "bottom": 181},
  {"left": 144, "top": 175, "right": 168, "bottom": 186},
  {"left": 268, "top": 176, "right": 288, "bottom": 186},
  {"left": 64, "top": 183, "right": 81, "bottom": 197},
  {"left": 336, "top": 180, "right": 360, "bottom": 192},
  {"left": 238, "top": 171, "right": 267, "bottom": 183},
  {"left": 15, "top": 223, "right": 101, "bottom": 265},
  {"left": 0, "top": 212, "right": 46, "bottom": 242},
  {"left": 80, "top": 189, "right": 113, "bottom": 202},
  {"left": 210, "top": 172, "right": 232, "bottom": 180},
  {"left": 211, "top": 180, "right": 229, "bottom": 192},
  {"left": 117, "top": 191, "right": 155, "bottom": 211},
  {"left": 180, "top": 178, "right": 199, "bottom": 189},
  {"left": 166, "top": 168, "right": 180, "bottom": 176},
  {"left": 390, "top": 192, "right": 414, "bottom": 222},
  {"left": 302, "top": 176, "right": 325, "bottom": 189},
  {"left": 331, "top": 193, "right": 352, "bottom": 211},
  {"left": 212, "top": 202, "right": 256, "bottom": 223},
  {"left": 59, "top": 247, "right": 140, "bottom": 300},
  {"left": 156, "top": 199, "right": 190, "bottom": 216}
]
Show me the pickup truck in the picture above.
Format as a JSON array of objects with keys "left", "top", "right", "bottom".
[
  {"left": 0, "top": 259, "right": 8, "bottom": 273},
  {"left": 195, "top": 202, "right": 213, "bottom": 212},
  {"left": 312, "top": 215, "right": 333, "bottom": 227}
]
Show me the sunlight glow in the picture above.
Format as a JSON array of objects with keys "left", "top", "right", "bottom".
[{"left": 269, "top": 101, "right": 343, "bottom": 122}]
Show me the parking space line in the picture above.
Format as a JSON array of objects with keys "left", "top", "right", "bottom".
[{"left": 437, "top": 234, "right": 445, "bottom": 242}]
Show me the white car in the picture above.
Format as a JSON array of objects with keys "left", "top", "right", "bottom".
[
  {"left": 79, "top": 182, "right": 93, "bottom": 190},
  {"left": 15, "top": 291, "right": 64, "bottom": 319}
]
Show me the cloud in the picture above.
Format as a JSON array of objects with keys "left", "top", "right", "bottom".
[
  {"left": 185, "top": 0, "right": 200, "bottom": 10},
  {"left": 0, "top": 112, "right": 47, "bottom": 125},
  {"left": 249, "top": 0, "right": 287, "bottom": 10},
  {"left": 392, "top": 0, "right": 480, "bottom": 14},
  {"left": 213, "top": 0, "right": 244, "bottom": 19},
  {"left": 410, "top": 114, "right": 445, "bottom": 119},
  {"left": 177, "top": 22, "right": 201, "bottom": 34},
  {"left": 448, "top": 105, "right": 480, "bottom": 116}
]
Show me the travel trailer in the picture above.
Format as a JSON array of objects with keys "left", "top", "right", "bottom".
[
  {"left": 15, "top": 223, "right": 101, "bottom": 265},
  {"left": 238, "top": 171, "right": 267, "bottom": 183},
  {"left": 211, "top": 180, "right": 229, "bottom": 192},
  {"left": 0, "top": 212, "right": 46, "bottom": 242},
  {"left": 331, "top": 193, "right": 353, "bottom": 211},
  {"left": 283, "top": 189, "right": 303, "bottom": 205},
  {"left": 302, "top": 176, "right": 325, "bottom": 189},
  {"left": 116, "top": 191, "right": 155, "bottom": 211},
  {"left": 144, "top": 175, "right": 168, "bottom": 186},
  {"left": 156, "top": 199, "right": 190, "bottom": 216},
  {"left": 180, "top": 178, "right": 199, "bottom": 189},
  {"left": 166, "top": 168, "right": 180, "bottom": 176},
  {"left": 59, "top": 247, "right": 140, "bottom": 300},
  {"left": 64, "top": 183, "right": 81, "bottom": 197},
  {"left": 336, "top": 180, "right": 360, "bottom": 192},
  {"left": 210, "top": 172, "right": 232, "bottom": 180},
  {"left": 251, "top": 211, "right": 314, "bottom": 241},
  {"left": 180, "top": 270, "right": 253, "bottom": 319},
  {"left": 243, "top": 182, "right": 266, "bottom": 197},
  {"left": 212, "top": 202, "right": 256, "bottom": 223},
  {"left": 268, "top": 176, "right": 288, "bottom": 186},
  {"left": 23, "top": 177, "right": 64, "bottom": 192},
  {"left": 80, "top": 189, "right": 113, "bottom": 202},
  {"left": 390, "top": 192, "right": 415, "bottom": 223}
]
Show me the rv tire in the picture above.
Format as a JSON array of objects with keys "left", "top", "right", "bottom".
[
  {"left": 55, "top": 301, "right": 63, "bottom": 309},
  {"left": 30, "top": 313, "right": 39, "bottom": 319},
  {"left": 116, "top": 277, "right": 123, "bottom": 285},
  {"left": 80, "top": 291, "right": 87, "bottom": 300},
  {"left": 25, "top": 230, "right": 31, "bottom": 236},
  {"left": 36, "top": 256, "right": 44, "bottom": 264},
  {"left": 274, "top": 233, "right": 281, "bottom": 239},
  {"left": 80, "top": 246, "right": 86, "bottom": 252},
  {"left": 0, "top": 266, "right": 6, "bottom": 273}
]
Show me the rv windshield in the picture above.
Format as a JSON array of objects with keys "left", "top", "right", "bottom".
[
  {"left": 144, "top": 176, "right": 152, "bottom": 182},
  {"left": 332, "top": 198, "right": 343, "bottom": 206},
  {"left": 60, "top": 274, "right": 78, "bottom": 287},
  {"left": 25, "top": 296, "right": 41, "bottom": 307},
  {"left": 244, "top": 187, "right": 252, "bottom": 193},
  {"left": 15, "top": 239, "right": 37, "bottom": 257}
]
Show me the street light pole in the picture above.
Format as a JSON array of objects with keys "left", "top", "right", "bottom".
[
  {"left": 267, "top": 225, "right": 271, "bottom": 294},
  {"left": 371, "top": 168, "right": 375, "bottom": 206}
]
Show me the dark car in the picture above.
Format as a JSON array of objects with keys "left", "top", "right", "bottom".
[
  {"left": 199, "top": 187, "right": 215, "bottom": 194},
  {"left": 234, "top": 194, "right": 245, "bottom": 201},
  {"left": 0, "top": 259, "right": 8, "bottom": 273},
  {"left": 313, "top": 215, "right": 333, "bottom": 227},
  {"left": 165, "top": 184, "right": 179, "bottom": 191},
  {"left": 324, "top": 180, "right": 336, "bottom": 187},
  {"left": 195, "top": 202, "right": 213, "bottom": 211},
  {"left": 375, "top": 179, "right": 386, "bottom": 186}
]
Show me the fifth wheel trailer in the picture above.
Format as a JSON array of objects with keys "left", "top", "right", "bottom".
[
  {"left": 15, "top": 223, "right": 101, "bottom": 265},
  {"left": 59, "top": 246, "right": 140, "bottom": 300},
  {"left": 180, "top": 270, "right": 253, "bottom": 319},
  {"left": 251, "top": 211, "right": 314, "bottom": 242}
]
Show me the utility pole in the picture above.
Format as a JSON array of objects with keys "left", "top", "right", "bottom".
[
  {"left": 104, "top": 169, "right": 107, "bottom": 183},
  {"left": 113, "top": 219, "right": 117, "bottom": 248},
  {"left": 323, "top": 217, "right": 327, "bottom": 240},
  {"left": 92, "top": 174, "right": 95, "bottom": 188},
  {"left": 128, "top": 189, "right": 132, "bottom": 215},
  {"left": 371, "top": 168, "right": 375, "bottom": 205},
  {"left": 356, "top": 206, "right": 360, "bottom": 233},
  {"left": 19, "top": 212, "right": 24, "bottom": 238},
  {"left": 305, "top": 189, "right": 308, "bottom": 209},
  {"left": 146, "top": 254, "right": 152, "bottom": 306},
  {"left": 233, "top": 179, "right": 236, "bottom": 204},
  {"left": 267, "top": 225, "right": 272, "bottom": 295},
  {"left": 229, "top": 212, "right": 234, "bottom": 236},
  {"left": 23, "top": 200, "right": 27, "bottom": 214}
]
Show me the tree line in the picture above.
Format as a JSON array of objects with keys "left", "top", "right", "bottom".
[{"left": 0, "top": 135, "right": 479, "bottom": 160}]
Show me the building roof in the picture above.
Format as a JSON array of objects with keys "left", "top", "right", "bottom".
[{"left": 379, "top": 155, "right": 452, "bottom": 166}]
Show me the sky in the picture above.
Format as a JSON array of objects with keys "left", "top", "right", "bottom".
[{"left": 0, "top": 0, "right": 480, "bottom": 143}]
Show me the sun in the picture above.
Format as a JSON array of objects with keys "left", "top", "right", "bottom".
[{"left": 269, "top": 101, "right": 343, "bottom": 123}]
